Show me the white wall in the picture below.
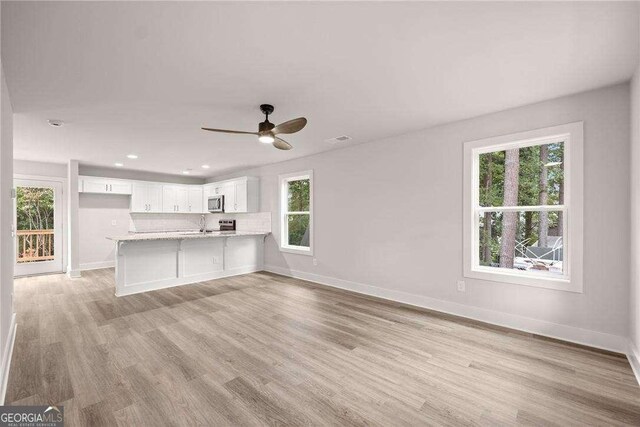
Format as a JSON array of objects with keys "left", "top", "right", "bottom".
[
  {"left": 78, "top": 194, "right": 131, "bottom": 270},
  {"left": 79, "top": 165, "right": 204, "bottom": 185},
  {"left": 14, "top": 159, "right": 66, "bottom": 178},
  {"left": 0, "top": 4, "right": 16, "bottom": 402},
  {"left": 214, "top": 83, "right": 631, "bottom": 351}
]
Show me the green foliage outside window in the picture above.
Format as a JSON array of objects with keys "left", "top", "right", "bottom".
[
  {"left": 16, "top": 186, "right": 55, "bottom": 260},
  {"left": 17, "top": 187, "right": 54, "bottom": 231},
  {"left": 478, "top": 142, "right": 564, "bottom": 266},
  {"left": 286, "top": 179, "right": 310, "bottom": 247}
]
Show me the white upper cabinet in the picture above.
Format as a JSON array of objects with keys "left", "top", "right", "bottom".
[
  {"left": 209, "top": 177, "right": 258, "bottom": 213},
  {"left": 223, "top": 182, "right": 237, "bottom": 213},
  {"left": 80, "top": 177, "right": 132, "bottom": 195},
  {"left": 162, "top": 185, "right": 190, "bottom": 213},
  {"left": 187, "top": 187, "right": 203, "bottom": 213},
  {"left": 80, "top": 175, "right": 258, "bottom": 214},
  {"left": 234, "top": 180, "right": 248, "bottom": 212},
  {"left": 177, "top": 187, "right": 189, "bottom": 212},
  {"left": 131, "top": 182, "right": 163, "bottom": 213}
]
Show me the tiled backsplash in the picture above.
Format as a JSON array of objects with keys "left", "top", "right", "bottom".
[{"left": 129, "top": 212, "right": 272, "bottom": 233}]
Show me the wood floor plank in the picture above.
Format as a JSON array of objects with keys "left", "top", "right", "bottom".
[
  {"left": 4, "top": 269, "right": 640, "bottom": 426},
  {"left": 41, "top": 341, "right": 74, "bottom": 404}
]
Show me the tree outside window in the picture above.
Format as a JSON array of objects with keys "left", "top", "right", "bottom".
[{"left": 280, "top": 171, "right": 313, "bottom": 255}]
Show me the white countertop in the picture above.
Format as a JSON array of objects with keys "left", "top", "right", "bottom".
[{"left": 106, "top": 230, "right": 269, "bottom": 242}]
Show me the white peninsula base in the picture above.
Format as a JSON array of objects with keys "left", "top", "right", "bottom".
[{"left": 109, "top": 232, "right": 268, "bottom": 296}]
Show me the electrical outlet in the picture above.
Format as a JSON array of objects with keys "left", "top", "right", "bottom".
[
  {"left": 111, "top": 220, "right": 117, "bottom": 226},
  {"left": 457, "top": 280, "right": 466, "bottom": 292},
  {"left": 313, "top": 258, "right": 318, "bottom": 266},
  {"left": 212, "top": 256, "right": 218, "bottom": 264}
]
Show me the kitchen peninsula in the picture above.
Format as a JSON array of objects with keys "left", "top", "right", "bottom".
[{"left": 107, "top": 230, "right": 268, "bottom": 296}]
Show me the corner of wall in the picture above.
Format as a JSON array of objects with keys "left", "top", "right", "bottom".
[
  {"left": 627, "top": 14, "right": 640, "bottom": 375},
  {"left": 0, "top": 47, "right": 17, "bottom": 402}
]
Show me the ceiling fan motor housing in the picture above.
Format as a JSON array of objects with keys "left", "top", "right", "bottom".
[
  {"left": 259, "top": 121, "right": 275, "bottom": 133},
  {"left": 259, "top": 104, "right": 276, "bottom": 134}
]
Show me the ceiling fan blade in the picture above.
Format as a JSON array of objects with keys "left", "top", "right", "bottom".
[
  {"left": 273, "top": 137, "right": 293, "bottom": 150},
  {"left": 201, "top": 127, "right": 259, "bottom": 135},
  {"left": 272, "top": 117, "right": 307, "bottom": 135}
]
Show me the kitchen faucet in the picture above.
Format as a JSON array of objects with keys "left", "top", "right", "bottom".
[{"left": 199, "top": 214, "right": 206, "bottom": 233}]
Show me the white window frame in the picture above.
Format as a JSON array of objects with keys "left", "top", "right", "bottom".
[
  {"left": 463, "top": 122, "right": 583, "bottom": 292},
  {"left": 279, "top": 170, "right": 313, "bottom": 256}
]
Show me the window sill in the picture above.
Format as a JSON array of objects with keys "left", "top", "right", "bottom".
[
  {"left": 465, "top": 267, "right": 582, "bottom": 293},
  {"left": 280, "top": 245, "right": 313, "bottom": 256}
]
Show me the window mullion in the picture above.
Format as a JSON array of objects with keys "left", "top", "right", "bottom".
[{"left": 476, "top": 205, "right": 567, "bottom": 213}]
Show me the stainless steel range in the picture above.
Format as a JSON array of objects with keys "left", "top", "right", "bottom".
[{"left": 219, "top": 219, "right": 236, "bottom": 232}]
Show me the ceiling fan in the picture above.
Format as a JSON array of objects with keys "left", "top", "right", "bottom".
[{"left": 201, "top": 104, "right": 307, "bottom": 150}]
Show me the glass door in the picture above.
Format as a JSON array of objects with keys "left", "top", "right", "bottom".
[{"left": 14, "top": 179, "right": 63, "bottom": 276}]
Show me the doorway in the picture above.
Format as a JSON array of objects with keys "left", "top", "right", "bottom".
[{"left": 14, "top": 179, "right": 64, "bottom": 276}]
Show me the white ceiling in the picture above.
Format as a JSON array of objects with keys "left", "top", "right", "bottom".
[{"left": 2, "top": 1, "right": 638, "bottom": 178}]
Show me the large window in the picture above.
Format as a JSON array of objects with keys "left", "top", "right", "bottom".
[
  {"left": 280, "top": 170, "right": 313, "bottom": 255},
  {"left": 463, "top": 123, "right": 583, "bottom": 292}
]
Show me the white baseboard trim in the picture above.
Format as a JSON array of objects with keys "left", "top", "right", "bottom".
[
  {"left": 264, "top": 265, "right": 628, "bottom": 354},
  {"left": 627, "top": 341, "right": 640, "bottom": 386},
  {"left": 67, "top": 269, "right": 81, "bottom": 278},
  {"left": 116, "top": 265, "right": 262, "bottom": 297},
  {"left": 0, "top": 313, "right": 17, "bottom": 404},
  {"left": 80, "top": 261, "right": 115, "bottom": 271}
]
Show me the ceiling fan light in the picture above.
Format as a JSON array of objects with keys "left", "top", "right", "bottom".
[{"left": 259, "top": 134, "right": 275, "bottom": 144}]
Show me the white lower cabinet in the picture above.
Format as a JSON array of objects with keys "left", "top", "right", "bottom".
[
  {"left": 130, "top": 183, "right": 163, "bottom": 213},
  {"left": 113, "top": 235, "right": 265, "bottom": 296}
]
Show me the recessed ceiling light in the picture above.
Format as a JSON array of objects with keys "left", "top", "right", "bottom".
[
  {"left": 182, "top": 170, "right": 191, "bottom": 175},
  {"left": 114, "top": 162, "right": 124, "bottom": 167},
  {"left": 127, "top": 154, "right": 138, "bottom": 159},
  {"left": 201, "top": 164, "right": 210, "bottom": 169},
  {"left": 48, "top": 119, "right": 64, "bottom": 127}
]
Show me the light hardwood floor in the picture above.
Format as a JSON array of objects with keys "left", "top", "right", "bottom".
[{"left": 6, "top": 269, "right": 640, "bottom": 426}]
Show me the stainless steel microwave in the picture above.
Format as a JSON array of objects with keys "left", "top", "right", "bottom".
[{"left": 208, "top": 195, "right": 224, "bottom": 213}]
